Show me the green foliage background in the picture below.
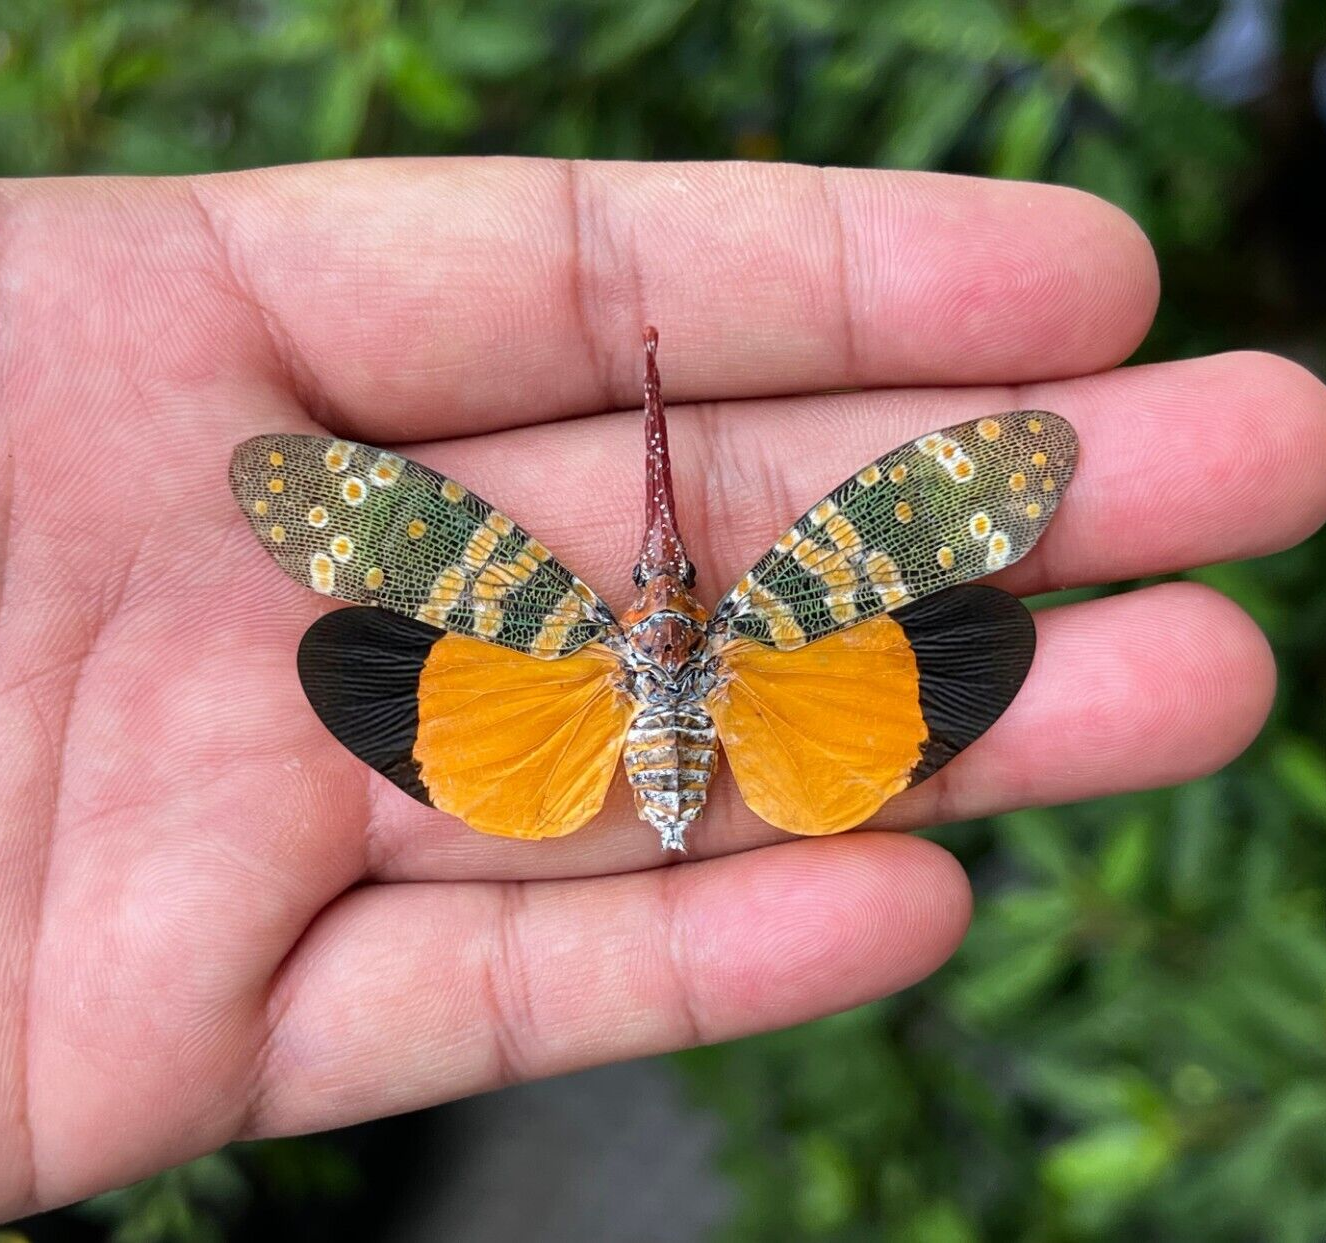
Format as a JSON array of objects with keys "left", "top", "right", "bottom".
[{"left": 6, "top": 1, "right": 1326, "bottom": 1240}]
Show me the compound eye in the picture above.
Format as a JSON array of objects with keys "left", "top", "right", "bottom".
[
  {"left": 632, "top": 564, "right": 647, "bottom": 588},
  {"left": 682, "top": 560, "right": 697, "bottom": 588}
]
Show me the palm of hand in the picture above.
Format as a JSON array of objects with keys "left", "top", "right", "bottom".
[{"left": 2, "top": 160, "right": 1322, "bottom": 1217}]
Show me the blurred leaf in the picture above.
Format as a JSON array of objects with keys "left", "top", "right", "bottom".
[
  {"left": 990, "top": 78, "right": 1060, "bottom": 179},
  {"left": 426, "top": 10, "right": 550, "bottom": 79},
  {"left": 877, "top": 58, "right": 987, "bottom": 169},
  {"left": 1042, "top": 1120, "right": 1176, "bottom": 1205},
  {"left": 309, "top": 52, "right": 375, "bottom": 159},
  {"left": 902, "top": 1198, "right": 979, "bottom": 1243},
  {"left": 381, "top": 34, "right": 478, "bottom": 133},
  {"left": 581, "top": 0, "right": 697, "bottom": 74},
  {"left": 1098, "top": 813, "right": 1152, "bottom": 901},
  {"left": 998, "top": 808, "right": 1076, "bottom": 882},
  {"left": 793, "top": 1133, "right": 858, "bottom": 1232},
  {"left": 1271, "top": 736, "right": 1326, "bottom": 822},
  {"left": 890, "top": 0, "right": 1015, "bottom": 59}
]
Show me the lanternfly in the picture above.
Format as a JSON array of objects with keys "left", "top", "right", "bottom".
[{"left": 231, "top": 329, "right": 1077, "bottom": 852}]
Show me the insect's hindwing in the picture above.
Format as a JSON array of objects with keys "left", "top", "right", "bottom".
[
  {"left": 299, "top": 606, "right": 634, "bottom": 836},
  {"left": 231, "top": 434, "right": 609, "bottom": 658},
  {"left": 713, "top": 411, "right": 1076, "bottom": 649},
  {"left": 707, "top": 586, "right": 1034, "bottom": 834}
]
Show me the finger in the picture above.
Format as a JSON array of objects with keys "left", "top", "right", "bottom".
[
  {"left": 355, "top": 349, "right": 1326, "bottom": 612},
  {"left": 29, "top": 160, "right": 1155, "bottom": 437},
  {"left": 364, "top": 581, "right": 1273, "bottom": 881},
  {"left": 241, "top": 831, "right": 970, "bottom": 1138}
]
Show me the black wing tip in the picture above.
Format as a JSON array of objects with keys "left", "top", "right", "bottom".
[
  {"left": 298, "top": 606, "right": 441, "bottom": 808},
  {"left": 894, "top": 585, "right": 1036, "bottom": 786}
]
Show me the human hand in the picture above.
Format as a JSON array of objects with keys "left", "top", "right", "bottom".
[{"left": 2, "top": 159, "right": 1322, "bottom": 1217}]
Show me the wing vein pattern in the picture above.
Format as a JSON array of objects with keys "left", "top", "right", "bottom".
[
  {"left": 230, "top": 434, "right": 611, "bottom": 658},
  {"left": 713, "top": 411, "right": 1077, "bottom": 649}
]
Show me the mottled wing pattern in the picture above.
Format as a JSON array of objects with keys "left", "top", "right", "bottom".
[
  {"left": 712, "top": 412, "right": 1076, "bottom": 648},
  {"left": 231, "top": 434, "right": 611, "bottom": 658}
]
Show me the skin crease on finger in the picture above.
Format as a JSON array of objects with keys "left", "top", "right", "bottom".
[{"left": 0, "top": 161, "right": 1322, "bottom": 1216}]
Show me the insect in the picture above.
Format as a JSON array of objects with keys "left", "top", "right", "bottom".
[{"left": 231, "top": 329, "right": 1077, "bottom": 852}]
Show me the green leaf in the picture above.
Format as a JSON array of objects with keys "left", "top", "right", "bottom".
[
  {"left": 1042, "top": 1120, "right": 1177, "bottom": 1203},
  {"left": 381, "top": 35, "right": 478, "bottom": 133},
  {"left": 581, "top": 0, "right": 698, "bottom": 74},
  {"left": 876, "top": 58, "right": 988, "bottom": 169},
  {"left": 890, "top": 0, "right": 1016, "bottom": 59},
  {"left": 794, "top": 1133, "right": 859, "bottom": 1233},
  {"left": 426, "top": 11, "right": 551, "bottom": 79},
  {"left": 998, "top": 808, "right": 1076, "bottom": 882},
  {"left": 1272, "top": 736, "right": 1326, "bottom": 822},
  {"left": 949, "top": 931, "right": 1072, "bottom": 1028},
  {"left": 1098, "top": 813, "right": 1152, "bottom": 901},
  {"left": 901, "top": 1198, "right": 981, "bottom": 1243},
  {"left": 309, "top": 54, "right": 375, "bottom": 159},
  {"left": 989, "top": 79, "right": 1060, "bottom": 180}
]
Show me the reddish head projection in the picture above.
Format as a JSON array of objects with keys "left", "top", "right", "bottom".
[{"left": 634, "top": 326, "right": 694, "bottom": 588}]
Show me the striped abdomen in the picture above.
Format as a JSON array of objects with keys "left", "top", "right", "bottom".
[{"left": 623, "top": 699, "right": 718, "bottom": 851}]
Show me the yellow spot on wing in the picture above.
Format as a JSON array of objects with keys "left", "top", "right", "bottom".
[
  {"left": 441, "top": 479, "right": 467, "bottom": 504},
  {"left": 268, "top": 450, "right": 284, "bottom": 467},
  {"left": 827, "top": 591, "right": 857, "bottom": 624},
  {"left": 269, "top": 524, "right": 285, "bottom": 543},
  {"left": 1031, "top": 450, "right": 1048, "bottom": 468},
  {"left": 865, "top": 551, "right": 901, "bottom": 586},
  {"left": 750, "top": 584, "right": 804, "bottom": 649},
  {"left": 809, "top": 500, "right": 838, "bottom": 527},
  {"left": 407, "top": 519, "right": 427, "bottom": 539},
  {"left": 894, "top": 501, "right": 913, "bottom": 523},
  {"left": 308, "top": 506, "right": 329, "bottom": 528},
  {"left": 936, "top": 546, "right": 955, "bottom": 569},
  {"left": 325, "top": 441, "right": 352, "bottom": 473},
  {"left": 268, "top": 478, "right": 284, "bottom": 494},
  {"left": 310, "top": 552, "right": 335, "bottom": 594},
  {"left": 418, "top": 566, "right": 466, "bottom": 624},
  {"left": 856, "top": 464, "right": 882, "bottom": 487},
  {"left": 1027, "top": 417, "right": 1043, "bottom": 434},
  {"left": 1025, "top": 501, "right": 1042, "bottom": 518},
  {"left": 1009, "top": 472, "right": 1027, "bottom": 492},
  {"left": 364, "top": 567, "right": 385, "bottom": 590},
  {"left": 370, "top": 453, "right": 404, "bottom": 487},
  {"left": 823, "top": 513, "right": 859, "bottom": 552},
  {"left": 330, "top": 534, "right": 354, "bottom": 562},
  {"left": 532, "top": 591, "right": 581, "bottom": 655},
  {"left": 977, "top": 418, "right": 1001, "bottom": 441},
  {"left": 341, "top": 477, "right": 367, "bottom": 506},
  {"left": 254, "top": 499, "right": 268, "bottom": 517}
]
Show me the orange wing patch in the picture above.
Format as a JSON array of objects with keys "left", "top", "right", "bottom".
[
  {"left": 706, "top": 613, "right": 928, "bottom": 835},
  {"left": 414, "top": 637, "right": 634, "bottom": 839}
]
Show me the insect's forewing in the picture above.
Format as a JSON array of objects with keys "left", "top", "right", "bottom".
[
  {"left": 230, "top": 434, "right": 611, "bottom": 658},
  {"left": 712, "top": 411, "right": 1077, "bottom": 649}
]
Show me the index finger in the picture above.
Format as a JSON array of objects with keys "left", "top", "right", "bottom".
[{"left": 167, "top": 159, "right": 1157, "bottom": 437}]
